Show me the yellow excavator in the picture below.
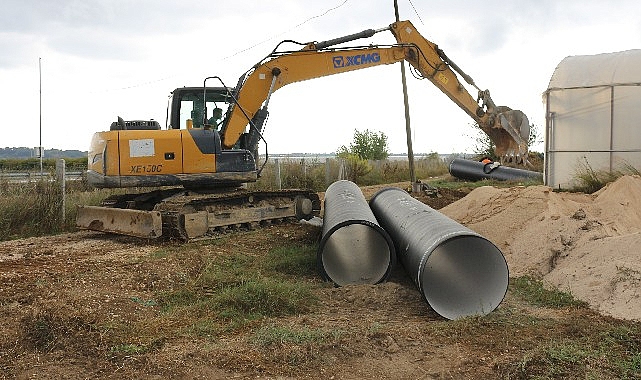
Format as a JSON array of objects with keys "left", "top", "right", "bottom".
[{"left": 76, "top": 20, "right": 530, "bottom": 240}]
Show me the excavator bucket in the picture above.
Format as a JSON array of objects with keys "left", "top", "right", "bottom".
[
  {"left": 76, "top": 205, "right": 163, "bottom": 239},
  {"left": 482, "top": 108, "right": 530, "bottom": 164},
  {"left": 500, "top": 109, "right": 530, "bottom": 144}
]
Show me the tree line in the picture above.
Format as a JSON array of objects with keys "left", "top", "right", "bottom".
[{"left": 0, "top": 147, "right": 86, "bottom": 159}]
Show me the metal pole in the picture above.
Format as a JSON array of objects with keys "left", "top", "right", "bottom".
[
  {"left": 39, "top": 57, "right": 43, "bottom": 175},
  {"left": 393, "top": 1, "right": 418, "bottom": 191}
]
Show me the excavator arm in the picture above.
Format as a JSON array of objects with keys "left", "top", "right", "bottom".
[
  {"left": 220, "top": 20, "right": 530, "bottom": 162},
  {"left": 388, "top": 20, "right": 530, "bottom": 162}
]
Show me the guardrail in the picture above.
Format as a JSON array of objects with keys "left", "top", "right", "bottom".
[{"left": 0, "top": 171, "right": 84, "bottom": 183}]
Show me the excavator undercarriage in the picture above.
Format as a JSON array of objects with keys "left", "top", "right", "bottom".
[{"left": 77, "top": 188, "right": 320, "bottom": 240}]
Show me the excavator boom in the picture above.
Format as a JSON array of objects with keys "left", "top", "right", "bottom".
[{"left": 221, "top": 20, "right": 530, "bottom": 162}]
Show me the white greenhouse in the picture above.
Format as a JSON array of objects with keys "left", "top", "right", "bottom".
[{"left": 543, "top": 49, "right": 641, "bottom": 189}]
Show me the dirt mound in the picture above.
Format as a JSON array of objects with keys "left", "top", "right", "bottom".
[{"left": 441, "top": 175, "right": 641, "bottom": 321}]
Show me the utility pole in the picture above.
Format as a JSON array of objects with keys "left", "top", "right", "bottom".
[
  {"left": 393, "top": 0, "right": 418, "bottom": 191},
  {"left": 39, "top": 57, "right": 43, "bottom": 175}
]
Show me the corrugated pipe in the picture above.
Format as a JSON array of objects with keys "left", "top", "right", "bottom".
[
  {"left": 369, "top": 187, "right": 508, "bottom": 320},
  {"left": 318, "top": 180, "right": 396, "bottom": 286},
  {"left": 449, "top": 158, "right": 542, "bottom": 182}
]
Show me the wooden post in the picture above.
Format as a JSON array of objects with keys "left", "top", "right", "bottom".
[
  {"left": 325, "top": 158, "right": 331, "bottom": 186},
  {"left": 394, "top": 0, "right": 419, "bottom": 192},
  {"left": 274, "top": 158, "right": 282, "bottom": 190},
  {"left": 56, "top": 159, "right": 66, "bottom": 222}
]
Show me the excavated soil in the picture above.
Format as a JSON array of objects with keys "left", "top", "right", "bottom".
[
  {"left": 1, "top": 178, "right": 640, "bottom": 379},
  {"left": 441, "top": 175, "right": 641, "bottom": 321}
]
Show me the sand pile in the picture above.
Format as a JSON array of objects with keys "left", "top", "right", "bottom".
[{"left": 440, "top": 175, "right": 641, "bottom": 321}]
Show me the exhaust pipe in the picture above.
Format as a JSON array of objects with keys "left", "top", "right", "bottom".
[
  {"left": 449, "top": 158, "right": 542, "bottom": 182},
  {"left": 318, "top": 180, "right": 396, "bottom": 286},
  {"left": 369, "top": 187, "right": 508, "bottom": 319}
]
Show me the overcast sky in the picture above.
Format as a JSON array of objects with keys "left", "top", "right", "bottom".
[{"left": 2, "top": 0, "right": 640, "bottom": 155}]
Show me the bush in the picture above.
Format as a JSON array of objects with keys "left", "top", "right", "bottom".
[
  {"left": 337, "top": 129, "right": 389, "bottom": 161},
  {"left": 0, "top": 158, "right": 87, "bottom": 172},
  {"left": 0, "top": 180, "right": 65, "bottom": 240},
  {"left": 337, "top": 153, "right": 372, "bottom": 183},
  {"left": 252, "top": 158, "right": 329, "bottom": 192},
  {"left": 0, "top": 175, "right": 123, "bottom": 241}
]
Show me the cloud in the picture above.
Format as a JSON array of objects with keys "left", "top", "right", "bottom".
[
  {"left": 0, "top": 32, "right": 44, "bottom": 69},
  {"left": 2, "top": 0, "right": 641, "bottom": 153},
  {"left": 45, "top": 27, "right": 150, "bottom": 61},
  {"left": 0, "top": 0, "right": 240, "bottom": 66}
]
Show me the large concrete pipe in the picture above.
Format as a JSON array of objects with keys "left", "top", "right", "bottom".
[
  {"left": 318, "top": 180, "right": 396, "bottom": 286},
  {"left": 449, "top": 158, "right": 542, "bottom": 182},
  {"left": 369, "top": 187, "right": 508, "bottom": 319}
]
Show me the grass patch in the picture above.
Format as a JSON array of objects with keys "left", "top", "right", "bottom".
[
  {"left": 251, "top": 325, "right": 337, "bottom": 347},
  {"left": 425, "top": 304, "right": 641, "bottom": 379},
  {"left": 109, "top": 343, "right": 148, "bottom": 356},
  {"left": 0, "top": 181, "right": 65, "bottom": 240},
  {"left": 249, "top": 324, "right": 344, "bottom": 368},
  {"left": 216, "top": 278, "right": 316, "bottom": 319},
  {"left": 262, "top": 243, "right": 317, "bottom": 277},
  {"left": 186, "top": 319, "right": 220, "bottom": 340},
  {"left": 367, "top": 321, "right": 385, "bottom": 336},
  {"left": 157, "top": 247, "right": 319, "bottom": 334},
  {"left": 251, "top": 155, "right": 451, "bottom": 190},
  {"left": 20, "top": 306, "right": 101, "bottom": 354},
  {"left": 425, "top": 175, "right": 542, "bottom": 190},
  {"left": 159, "top": 277, "right": 317, "bottom": 320},
  {"left": 510, "top": 276, "right": 588, "bottom": 309},
  {"left": 508, "top": 329, "right": 641, "bottom": 380},
  {"left": 0, "top": 178, "right": 129, "bottom": 241},
  {"left": 512, "top": 342, "right": 594, "bottom": 379},
  {"left": 130, "top": 296, "right": 157, "bottom": 307},
  {"left": 573, "top": 160, "right": 640, "bottom": 193}
]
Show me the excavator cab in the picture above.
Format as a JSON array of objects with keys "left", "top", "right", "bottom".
[{"left": 167, "top": 87, "right": 233, "bottom": 130}]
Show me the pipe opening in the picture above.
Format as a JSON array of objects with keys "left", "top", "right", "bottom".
[
  {"left": 419, "top": 235, "right": 509, "bottom": 320},
  {"left": 369, "top": 186, "right": 509, "bottom": 320},
  {"left": 320, "top": 222, "right": 393, "bottom": 286},
  {"left": 318, "top": 180, "right": 395, "bottom": 286}
]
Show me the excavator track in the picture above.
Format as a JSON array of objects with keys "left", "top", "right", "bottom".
[
  {"left": 156, "top": 189, "right": 321, "bottom": 240},
  {"left": 76, "top": 188, "right": 321, "bottom": 241}
]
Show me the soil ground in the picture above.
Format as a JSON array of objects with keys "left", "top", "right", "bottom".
[{"left": 1, "top": 182, "right": 639, "bottom": 379}]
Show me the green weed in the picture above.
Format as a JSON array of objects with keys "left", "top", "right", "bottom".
[
  {"left": 262, "top": 244, "right": 317, "bottom": 277},
  {"left": 157, "top": 250, "right": 319, "bottom": 333},
  {"left": 251, "top": 325, "right": 336, "bottom": 347},
  {"left": 130, "top": 296, "right": 157, "bottom": 307},
  {"left": 20, "top": 307, "right": 101, "bottom": 353},
  {"left": 573, "top": 159, "right": 640, "bottom": 193},
  {"left": 109, "top": 343, "right": 148, "bottom": 356},
  {"left": 216, "top": 278, "right": 316, "bottom": 318},
  {"left": 510, "top": 276, "right": 588, "bottom": 309}
]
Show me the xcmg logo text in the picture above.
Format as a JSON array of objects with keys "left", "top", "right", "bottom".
[{"left": 332, "top": 53, "right": 380, "bottom": 68}]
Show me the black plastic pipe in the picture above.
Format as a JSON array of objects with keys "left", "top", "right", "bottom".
[
  {"left": 449, "top": 158, "right": 542, "bottom": 182},
  {"left": 318, "top": 180, "right": 396, "bottom": 286},
  {"left": 369, "top": 187, "right": 508, "bottom": 320}
]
